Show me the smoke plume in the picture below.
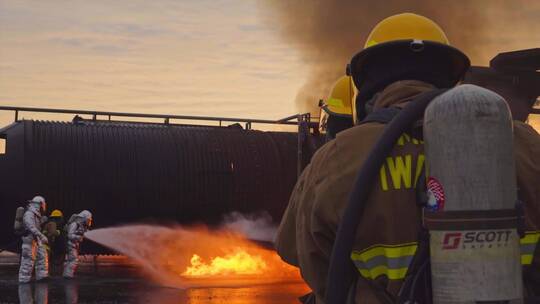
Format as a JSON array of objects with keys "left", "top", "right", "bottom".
[
  {"left": 222, "top": 211, "right": 277, "bottom": 242},
  {"left": 259, "top": 0, "right": 540, "bottom": 113}
]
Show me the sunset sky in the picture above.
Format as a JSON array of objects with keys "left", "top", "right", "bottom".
[
  {"left": 0, "top": 0, "right": 538, "bottom": 130},
  {"left": 0, "top": 0, "right": 305, "bottom": 127}
]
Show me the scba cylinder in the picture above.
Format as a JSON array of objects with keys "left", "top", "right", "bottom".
[{"left": 423, "top": 84, "right": 523, "bottom": 303}]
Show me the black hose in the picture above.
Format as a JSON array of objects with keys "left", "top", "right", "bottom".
[{"left": 325, "top": 89, "right": 447, "bottom": 304}]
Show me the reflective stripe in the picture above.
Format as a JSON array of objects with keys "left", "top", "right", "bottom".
[
  {"left": 520, "top": 231, "right": 539, "bottom": 266},
  {"left": 357, "top": 265, "right": 410, "bottom": 280},
  {"left": 350, "top": 243, "right": 417, "bottom": 280},
  {"left": 352, "top": 242, "right": 418, "bottom": 260},
  {"left": 350, "top": 231, "right": 539, "bottom": 280},
  {"left": 521, "top": 254, "right": 534, "bottom": 265},
  {"left": 361, "top": 254, "right": 414, "bottom": 270},
  {"left": 521, "top": 231, "right": 540, "bottom": 245}
]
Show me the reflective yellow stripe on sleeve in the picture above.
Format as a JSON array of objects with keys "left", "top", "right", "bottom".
[
  {"left": 350, "top": 242, "right": 418, "bottom": 280},
  {"left": 520, "top": 231, "right": 540, "bottom": 265},
  {"left": 351, "top": 231, "right": 540, "bottom": 280},
  {"left": 351, "top": 231, "right": 539, "bottom": 280}
]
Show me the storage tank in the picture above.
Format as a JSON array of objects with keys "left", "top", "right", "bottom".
[{"left": 0, "top": 119, "right": 313, "bottom": 252}]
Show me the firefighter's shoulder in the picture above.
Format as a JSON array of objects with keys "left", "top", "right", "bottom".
[
  {"left": 513, "top": 120, "right": 540, "bottom": 170},
  {"left": 336, "top": 121, "right": 386, "bottom": 143},
  {"left": 333, "top": 122, "right": 386, "bottom": 165},
  {"left": 514, "top": 120, "right": 540, "bottom": 140}
]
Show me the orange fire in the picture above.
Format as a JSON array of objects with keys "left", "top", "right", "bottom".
[
  {"left": 183, "top": 249, "right": 267, "bottom": 276},
  {"left": 85, "top": 224, "right": 306, "bottom": 288},
  {"left": 173, "top": 229, "right": 303, "bottom": 285}
]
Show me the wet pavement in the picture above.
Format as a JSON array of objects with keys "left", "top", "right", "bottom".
[{"left": 0, "top": 253, "right": 310, "bottom": 304}]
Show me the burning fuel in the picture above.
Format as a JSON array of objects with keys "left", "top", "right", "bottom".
[
  {"left": 85, "top": 223, "right": 303, "bottom": 289},
  {"left": 183, "top": 250, "right": 267, "bottom": 276}
]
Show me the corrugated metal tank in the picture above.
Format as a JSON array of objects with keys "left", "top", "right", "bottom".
[{"left": 0, "top": 120, "right": 305, "bottom": 251}]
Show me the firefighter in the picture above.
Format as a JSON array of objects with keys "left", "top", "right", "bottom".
[
  {"left": 63, "top": 210, "right": 92, "bottom": 279},
  {"left": 18, "top": 196, "right": 49, "bottom": 283},
  {"left": 319, "top": 75, "right": 355, "bottom": 140},
  {"left": 275, "top": 13, "right": 540, "bottom": 303},
  {"left": 43, "top": 209, "right": 65, "bottom": 274}
]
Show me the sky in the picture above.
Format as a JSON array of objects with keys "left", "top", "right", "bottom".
[
  {"left": 0, "top": 0, "right": 538, "bottom": 131},
  {"left": 0, "top": 0, "right": 306, "bottom": 127}
]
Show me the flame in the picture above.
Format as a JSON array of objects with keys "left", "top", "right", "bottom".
[
  {"left": 85, "top": 224, "right": 305, "bottom": 288},
  {"left": 183, "top": 249, "right": 267, "bottom": 276}
]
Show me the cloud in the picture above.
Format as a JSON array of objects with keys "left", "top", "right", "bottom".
[
  {"left": 245, "top": 71, "right": 284, "bottom": 80},
  {"left": 46, "top": 36, "right": 140, "bottom": 55},
  {"left": 0, "top": 0, "right": 306, "bottom": 127},
  {"left": 238, "top": 24, "right": 266, "bottom": 32},
  {"left": 90, "top": 44, "right": 133, "bottom": 55},
  {"left": 92, "top": 23, "right": 173, "bottom": 37},
  {"left": 47, "top": 37, "right": 86, "bottom": 47},
  {"left": 0, "top": 64, "right": 17, "bottom": 72}
]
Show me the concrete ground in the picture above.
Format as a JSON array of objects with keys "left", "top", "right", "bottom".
[{"left": 0, "top": 252, "right": 310, "bottom": 304}]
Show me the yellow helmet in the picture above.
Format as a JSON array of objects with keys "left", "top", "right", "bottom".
[
  {"left": 349, "top": 13, "right": 470, "bottom": 120},
  {"left": 50, "top": 209, "right": 63, "bottom": 218},
  {"left": 364, "top": 13, "right": 449, "bottom": 48},
  {"left": 323, "top": 76, "right": 355, "bottom": 117}
]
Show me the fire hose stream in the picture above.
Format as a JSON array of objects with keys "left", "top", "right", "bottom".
[{"left": 85, "top": 224, "right": 305, "bottom": 289}]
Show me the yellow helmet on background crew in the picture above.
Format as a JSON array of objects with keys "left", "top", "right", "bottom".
[
  {"left": 50, "top": 209, "right": 63, "bottom": 218},
  {"left": 323, "top": 75, "right": 355, "bottom": 117},
  {"left": 349, "top": 13, "right": 470, "bottom": 121}
]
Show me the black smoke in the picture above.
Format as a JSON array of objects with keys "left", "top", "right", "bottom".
[{"left": 260, "top": 0, "right": 540, "bottom": 113}]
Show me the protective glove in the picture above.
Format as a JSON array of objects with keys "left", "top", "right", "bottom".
[{"left": 38, "top": 234, "right": 48, "bottom": 245}]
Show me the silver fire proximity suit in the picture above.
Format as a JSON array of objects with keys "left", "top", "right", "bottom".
[
  {"left": 63, "top": 210, "right": 92, "bottom": 278},
  {"left": 18, "top": 203, "right": 49, "bottom": 283}
]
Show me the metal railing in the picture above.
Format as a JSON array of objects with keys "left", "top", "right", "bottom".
[{"left": 0, "top": 105, "right": 319, "bottom": 131}]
